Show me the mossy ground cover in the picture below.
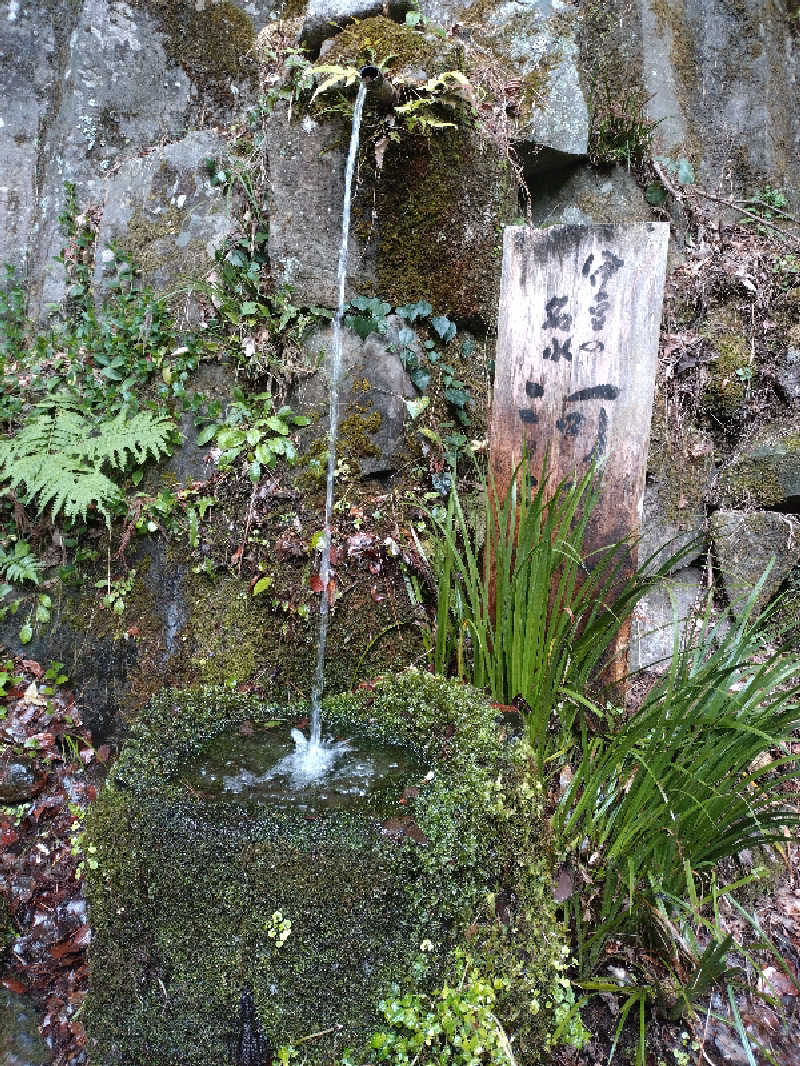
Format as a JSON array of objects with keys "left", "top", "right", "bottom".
[{"left": 84, "top": 671, "right": 574, "bottom": 1065}]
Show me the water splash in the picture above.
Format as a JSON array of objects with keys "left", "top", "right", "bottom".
[{"left": 306, "top": 81, "right": 368, "bottom": 757}]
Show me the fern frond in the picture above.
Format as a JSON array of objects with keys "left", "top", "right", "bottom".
[
  {"left": 310, "top": 64, "right": 361, "bottom": 102},
  {"left": 0, "top": 407, "right": 175, "bottom": 526},
  {"left": 82, "top": 410, "right": 174, "bottom": 470},
  {"left": 11, "top": 453, "right": 122, "bottom": 525}
]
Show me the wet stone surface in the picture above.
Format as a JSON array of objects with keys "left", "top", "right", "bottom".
[
  {"left": 0, "top": 760, "right": 39, "bottom": 805},
  {"left": 0, "top": 987, "right": 51, "bottom": 1066}
]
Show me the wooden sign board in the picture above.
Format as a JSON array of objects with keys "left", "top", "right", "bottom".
[{"left": 489, "top": 223, "right": 670, "bottom": 677}]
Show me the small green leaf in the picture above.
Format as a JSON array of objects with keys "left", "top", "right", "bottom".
[
  {"left": 19, "top": 623, "right": 33, "bottom": 645},
  {"left": 444, "top": 387, "right": 469, "bottom": 408},
  {"left": 347, "top": 314, "right": 377, "bottom": 340},
  {"left": 677, "top": 158, "right": 695, "bottom": 184},
  {"left": 283, "top": 440, "right": 298, "bottom": 463},
  {"left": 265, "top": 415, "right": 290, "bottom": 435},
  {"left": 410, "top": 368, "right": 430, "bottom": 391},
  {"left": 405, "top": 396, "right": 430, "bottom": 420},
  {"left": 431, "top": 315, "right": 456, "bottom": 342},
  {"left": 187, "top": 507, "right": 200, "bottom": 548},
  {"left": 252, "top": 575, "right": 274, "bottom": 597},
  {"left": 241, "top": 302, "right": 257, "bottom": 316},
  {"left": 396, "top": 299, "right": 432, "bottom": 322},
  {"left": 195, "top": 423, "right": 220, "bottom": 447},
  {"left": 645, "top": 182, "right": 667, "bottom": 206},
  {"left": 254, "top": 442, "right": 277, "bottom": 465},
  {"left": 248, "top": 460, "right": 261, "bottom": 482}
]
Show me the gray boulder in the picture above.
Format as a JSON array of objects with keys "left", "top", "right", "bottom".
[
  {"left": 301, "top": 0, "right": 414, "bottom": 53},
  {"left": 530, "top": 164, "right": 653, "bottom": 227},
  {"left": 629, "top": 567, "right": 703, "bottom": 671},
  {"left": 450, "top": 0, "right": 589, "bottom": 165},
  {"left": 294, "top": 317, "right": 416, "bottom": 476},
  {"left": 639, "top": 416, "right": 713, "bottom": 573},
  {"left": 2, "top": 0, "right": 274, "bottom": 318},
  {"left": 640, "top": 0, "right": 800, "bottom": 199},
  {"left": 0, "top": 759, "right": 39, "bottom": 805},
  {"left": 1, "top": 987, "right": 50, "bottom": 1066},
  {"left": 93, "top": 130, "right": 234, "bottom": 303},
  {"left": 776, "top": 347, "right": 800, "bottom": 407},
  {"left": 715, "top": 411, "right": 800, "bottom": 511},
  {"left": 265, "top": 105, "right": 377, "bottom": 308},
  {"left": 0, "top": 2, "right": 71, "bottom": 284},
  {"left": 28, "top": 0, "right": 194, "bottom": 316},
  {"left": 710, "top": 509, "right": 800, "bottom": 620}
]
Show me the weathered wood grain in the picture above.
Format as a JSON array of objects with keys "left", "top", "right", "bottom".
[{"left": 489, "top": 223, "right": 670, "bottom": 679}]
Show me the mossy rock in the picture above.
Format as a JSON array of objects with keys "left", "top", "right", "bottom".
[
  {"left": 709, "top": 509, "right": 800, "bottom": 619},
  {"left": 321, "top": 15, "right": 459, "bottom": 74},
  {"left": 703, "top": 332, "right": 749, "bottom": 432},
  {"left": 366, "top": 127, "right": 516, "bottom": 324},
  {"left": 0, "top": 893, "right": 14, "bottom": 953},
  {"left": 132, "top": 0, "right": 257, "bottom": 97},
  {"left": 715, "top": 410, "right": 800, "bottom": 509},
  {"left": 84, "top": 671, "right": 568, "bottom": 1064}
]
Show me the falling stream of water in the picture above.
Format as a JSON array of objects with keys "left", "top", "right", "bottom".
[{"left": 297, "top": 82, "right": 367, "bottom": 774}]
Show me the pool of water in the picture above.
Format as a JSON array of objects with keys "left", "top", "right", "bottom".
[{"left": 180, "top": 723, "right": 418, "bottom": 816}]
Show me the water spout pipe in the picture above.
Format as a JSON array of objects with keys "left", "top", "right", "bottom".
[{"left": 360, "top": 64, "right": 397, "bottom": 109}]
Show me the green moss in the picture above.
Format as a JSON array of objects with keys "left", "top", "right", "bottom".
[
  {"left": 517, "top": 60, "right": 558, "bottom": 126},
  {"left": 280, "top": 0, "right": 307, "bottom": 18},
  {"left": 703, "top": 332, "right": 749, "bottom": 427},
  {"left": 180, "top": 562, "right": 424, "bottom": 700},
  {"left": 84, "top": 672, "right": 570, "bottom": 1064},
  {"left": 0, "top": 894, "right": 14, "bottom": 953},
  {"left": 648, "top": 0, "right": 700, "bottom": 158},
  {"left": 339, "top": 409, "right": 381, "bottom": 460},
  {"left": 647, "top": 399, "right": 713, "bottom": 523},
  {"left": 717, "top": 425, "right": 800, "bottom": 509},
  {"left": 185, "top": 575, "right": 259, "bottom": 685},
  {"left": 323, "top": 16, "right": 460, "bottom": 76},
  {"left": 117, "top": 206, "right": 187, "bottom": 277},
  {"left": 133, "top": 0, "right": 256, "bottom": 94},
  {"left": 368, "top": 128, "right": 515, "bottom": 324}
]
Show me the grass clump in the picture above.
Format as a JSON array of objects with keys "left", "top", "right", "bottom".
[
  {"left": 430, "top": 460, "right": 680, "bottom": 765},
  {"left": 427, "top": 462, "right": 800, "bottom": 1057}
]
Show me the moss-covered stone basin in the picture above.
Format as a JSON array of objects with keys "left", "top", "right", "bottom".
[{"left": 85, "top": 671, "right": 568, "bottom": 1065}]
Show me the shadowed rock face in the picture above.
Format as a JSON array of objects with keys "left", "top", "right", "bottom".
[
  {"left": 639, "top": 0, "right": 800, "bottom": 199},
  {"left": 710, "top": 509, "right": 800, "bottom": 619},
  {"left": 92, "top": 130, "right": 234, "bottom": 306},
  {"left": 235, "top": 989, "right": 271, "bottom": 1066},
  {"left": 294, "top": 317, "right": 416, "bottom": 477}
]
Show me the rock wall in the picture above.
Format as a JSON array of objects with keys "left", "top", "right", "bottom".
[{"left": 1, "top": 0, "right": 799, "bottom": 725}]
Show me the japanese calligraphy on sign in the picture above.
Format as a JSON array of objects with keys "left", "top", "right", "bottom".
[{"left": 489, "top": 222, "right": 670, "bottom": 569}]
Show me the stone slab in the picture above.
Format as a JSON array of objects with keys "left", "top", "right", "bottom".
[
  {"left": 710, "top": 509, "right": 800, "bottom": 620},
  {"left": 295, "top": 317, "right": 416, "bottom": 476},
  {"left": 629, "top": 566, "right": 703, "bottom": 671}
]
